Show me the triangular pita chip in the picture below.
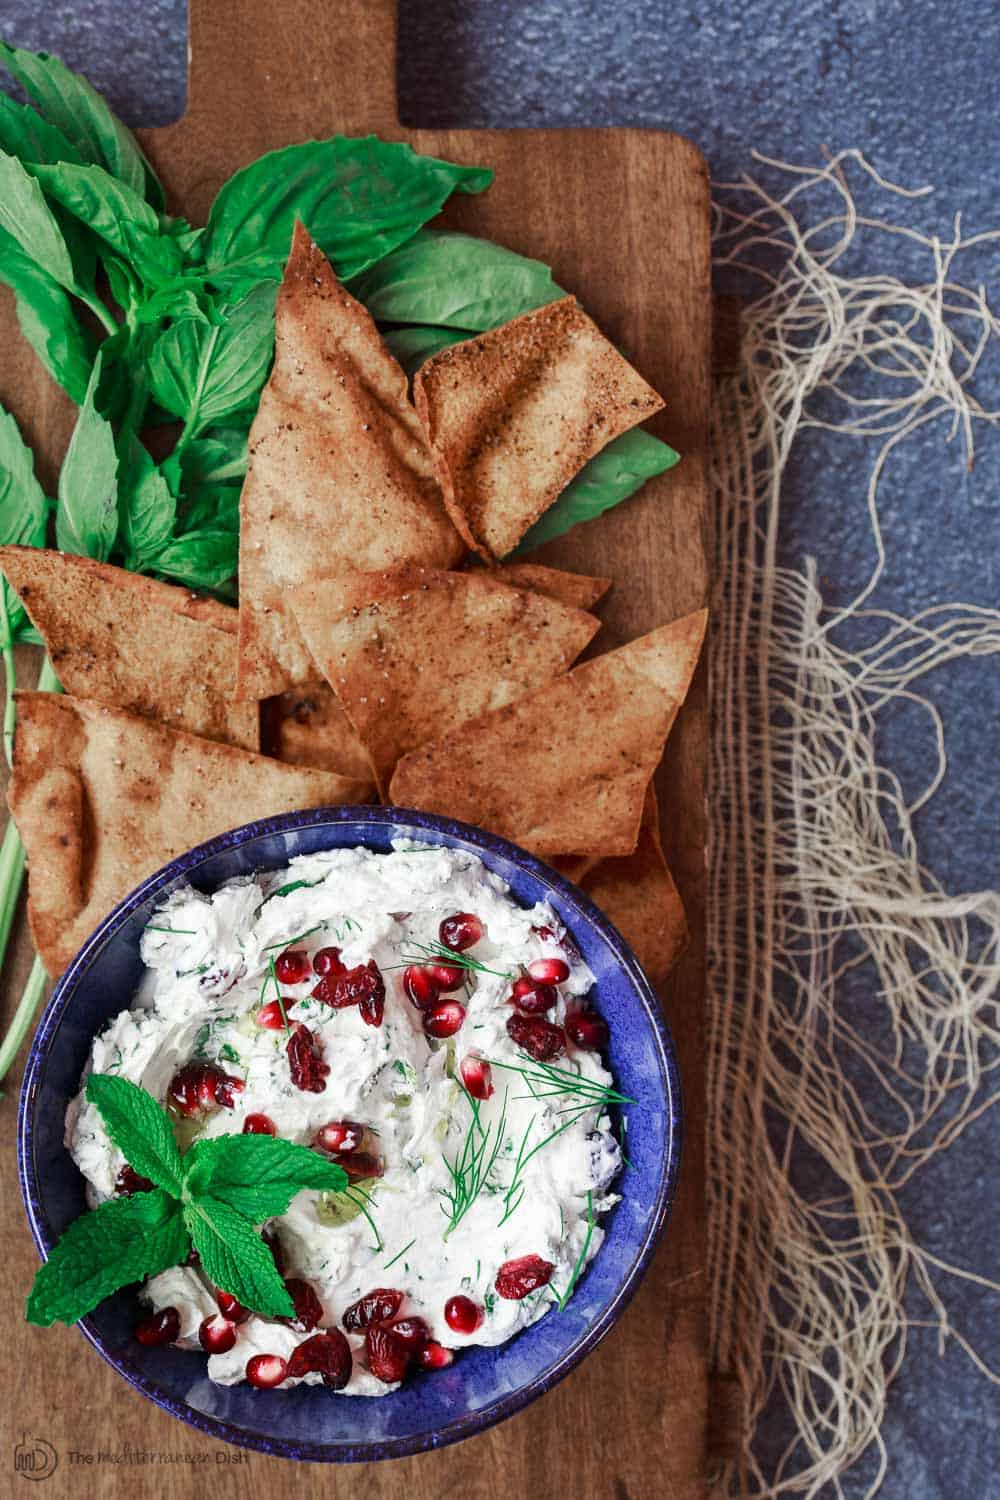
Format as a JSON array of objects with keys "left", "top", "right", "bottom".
[
  {"left": 267, "top": 684, "right": 374, "bottom": 782},
  {"left": 413, "top": 297, "right": 665, "bottom": 560},
  {"left": 9, "top": 693, "right": 371, "bottom": 974},
  {"left": 492, "top": 562, "right": 610, "bottom": 612},
  {"left": 390, "top": 609, "right": 707, "bottom": 858},
  {"left": 580, "top": 788, "right": 688, "bottom": 984},
  {"left": 0, "top": 546, "right": 257, "bottom": 750},
  {"left": 290, "top": 565, "right": 600, "bottom": 796},
  {"left": 237, "top": 223, "right": 462, "bottom": 701}
]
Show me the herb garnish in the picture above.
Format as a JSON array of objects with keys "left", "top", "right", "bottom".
[
  {"left": 391, "top": 939, "right": 513, "bottom": 981},
  {"left": 384, "top": 1237, "right": 417, "bottom": 1270},
  {"left": 550, "top": 1192, "right": 595, "bottom": 1310},
  {"left": 439, "top": 1087, "right": 510, "bottom": 1237},
  {"left": 26, "top": 1075, "right": 347, "bottom": 1326}
]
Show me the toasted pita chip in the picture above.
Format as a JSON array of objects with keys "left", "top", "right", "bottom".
[
  {"left": 291, "top": 565, "right": 599, "bottom": 795},
  {"left": 492, "top": 562, "right": 610, "bottom": 612},
  {"left": 237, "top": 223, "right": 462, "bottom": 700},
  {"left": 0, "top": 547, "right": 257, "bottom": 750},
  {"left": 9, "top": 693, "right": 371, "bottom": 974},
  {"left": 413, "top": 297, "right": 665, "bottom": 560},
  {"left": 580, "top": 789, "right": 688, "bottom": 984},
  {"left": 268, "top": 684, "right": 374, "bottom": 781},
  {"left": 390, "top": 609, "right": 707, "bottom": 857},
  {"left": 550, "top": 853, "right": 601, "bottom": 884}
]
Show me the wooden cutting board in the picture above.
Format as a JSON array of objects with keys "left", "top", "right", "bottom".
[{"left": 0, "top": 2, "right": 712, "bottom": 1495}]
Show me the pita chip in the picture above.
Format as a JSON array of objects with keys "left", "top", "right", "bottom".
[
  {"left": 268, "top": 683, "right": 374, "bottom": 782},
  {"left": 580, "top": 789, "right": 688, "bottom": 984},
  {"left": 390, "top": 608, "right": 707, "bottom": 858},
  {"left": 9, "top": 693, "right": 371, "bottom": 974},
  {"left": 492, "top": 562, "right": 610, "bottom": 613},
  {"left": 291, "top": 565, "right": 600, "bottom": 795},
  {"left": 0, "top": 546, "right": 257, "bottom": 750},
  {"left": 413, "top": 297, "right": 665, "bottom": 560},
  {"left": 237, "top": 222, "right": 462, "bottom": 701}
]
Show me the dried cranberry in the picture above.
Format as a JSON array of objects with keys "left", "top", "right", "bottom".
[
  {"left": 283, "top": 1277, "right": 324, "bottom": 1332},
  {"left": 314, "top": 960, "right": 384, "bottom": 1024},
  {"left": 275, "top": 949, "right": 310, "bottom": 984},
  {"left": 287, "top": 1330, "right": 352, "bottom": 1390},
  {"left": 366, "top": 1323, "right": 410, "bottom": 1383},
  {"left": 286, "top": 1022, "right": 329, "bottom": 1092},
  {"left": 342, "top": 1288, "right": 404, "bottom": 1333},
  {"left": 439, "top": 912, "right": 484, "bottom": 951},
  {"left": 566, "top": 1009, "right": 610, "bottom": 1050},
  {"left": 358, "top": 963, "right": 386, "bottom": 1028},
  {"left": 114, "top": 1164, "right": 154, "bottom": 1196},
  {"left": 495, "top": 1254, "right": 555, "bottom": 1300},
  {"left": 134, "top": 1306, "right": 180, "bottom": 1346},
  {"left": 506, "top": 1013, "right": 566, "bottom": 1060}
]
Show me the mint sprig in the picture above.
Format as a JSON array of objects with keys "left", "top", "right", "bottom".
[{"left": 25, "top": 1076, "right": 349, "bottom": 1328}]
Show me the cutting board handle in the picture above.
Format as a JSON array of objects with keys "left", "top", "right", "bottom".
[{"left": 185, "top": 0, "right": 399, "bottom": 136}]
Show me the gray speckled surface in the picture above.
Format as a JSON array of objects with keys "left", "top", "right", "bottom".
[{"left": 3, "top": 3, "right": 998, "bottom": 1494}]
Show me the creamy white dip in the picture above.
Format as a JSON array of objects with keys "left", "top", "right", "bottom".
[{"left": 66, "top": 842, "right": 622, "bottom": 1396}]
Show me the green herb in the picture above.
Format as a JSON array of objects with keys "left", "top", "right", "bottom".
[
  {"left": 551, "top": 1192, "right": 595, "bottom": 1311},
  {"left": 259, "top": 955, "right": 290, "bottom": 1033},
  {"left": 263, "top": 923, "right": 324, "bottom": 952},
  {"left": 516, "top": 429, "right": 679, "bottom": 555},
  {"left": 54, "top": 353, "right": 118, "bottom": 560},
  {"left": 146, "top": 925, "right": 197, "bottom": 936},
  {"left": 383, "top": 324, "right": 466, "bottom": 376},
  {"left": 263, "top": 876, "right": 322, "bottom": 904},
  {"left": 486, "top": 1054, "right": 634, "bottom": 1108},
  {"left": 384, "top": 1237, "right": 416, "bottom": 1270},
  {"left": 26, "top": 1076, "right": 348, "bottom": 1325},
  {"left": 439, "top": 1087, "right": 510, "bottom": 1238},
  {"left": 393, "top": 939, "right": 513, "bottom": 981}
]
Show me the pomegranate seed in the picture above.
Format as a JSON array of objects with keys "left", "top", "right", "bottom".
[
  {"left": 216, "top": 1291, "right": 250, "bottom": 1324},
  {"left": 339, "top": 1150, "right": 384, "bottom": 1183},
  {"left": 444, "top": 1295, "right": 483, "bottom": 1334},
  {"left": 495, "top": 1254, "right": 555, "bottom": 1300},
  {"left": 114, "top": 1164, "right": 153, "bottom": 1195},
  {"left": 389, "top": 1315, "right": 430, "bottom": 1353},
  {"left": 313, "top": 946, "right": 345, "bottom": 977},
  {"left": 283, "top": 1277, "right": 324, "bottom": 1332},
  {"left": 287, "top": 1330, "right": 352, "bottom": 1390},
  {"left": 416, "top": 1340, "right": 454, "bottom": 1370},
  {"left": 532, "top": 924, "right": 555, "bottom": 941},
  {"left": 245, "top": 1353, "right": 288, "bottom": 1389},
  {"left": 199, "top": 1313, "right": 237, "bottom": 1353},
  {"left": 460, "top": 1056, "right": 494, "bottom": 1100},
  {"left": 134, "top": 1306, "right": 180, "bottom": 1345},
  {"left": 313, "top": 1119, "right": 365, "bottom": 1155},
  {"left": 166, "top": 1064, "right": 211, "bottom": 1117},
  {"left": 342, "top": 1288, "right": 404, "bottom": 1332},
  {"left": 566, "top": 1009, "right": 610, "bottom": 1050},
  {"left": 423, "top": 1000, "right": 466, "bottom": 1039},
  {"left": 509, "top": 978, "right": 557, "bottom": 1014},
  {"left": 528, "top": 957, "right": 570, "bottom": 984},
  {"left": 256, "top": 999, "right": 289, "bottom": 1029},
  {"left": 287, "top": 1022, "right": 329, "bottom": 1092},
  {"left": 426, "top": 961, "right": 465, "bottom": 992},
  {"left": 403, "top": 965, "right": 440, "bottom": 1010},
  {"left": 243, "top": 1112, "right": 276, "bottom": 1135},
  {"left": 507, "top": 1013, "right": 566, "bottom": 1061},
  {"left": 439, "top": 912, "right": 484, "bottom": 952},
  {"left": 275, "top": 949, "right": 310, "bottom": 984},
  {"left": 214, "top": 1073, "right": 244, "bottom": 1108},
  {"left": 366, "top": 1323, "right": 410, "bottom": 1383}
]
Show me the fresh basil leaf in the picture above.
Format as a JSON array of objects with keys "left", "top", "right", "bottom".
[
  {"left": 0, "top": 90, "right": 84, "bottom": 166},
  {"left": 202, "top": 136, "right": 493, "bottom": 290},
  {"left": 29, "top": 163, "right": 178, "bottom": 286},
  {"left": 133, "top": 285, "right": 206, "bottom": 326},
  {"left": 25, "top": 1189, "right": 188, "bottom": 1327},
  {"left": 515, "top": 428, "right": 680, "bottom": 554},
  {"left": 0, "top": 227, "right": 94, "bottom": 401},
  {"left": 117, "top": 435, "right": 176, "bottom": 571},
  {"left": 351, "top": 229, "right": 564, "bottom": 331},
  {"left": 55, "top": 355, "right": 118, "bottom": 559},
  {"left": 178, "top": 484, "right": 240, "bottom": 535},
  {"left": 159, "top": 214, "right": 205, "bottom": 259},
  {"left": 86, "top": 1073, "right": 184, "bottom": 1197},
  {"left": 152, "top": 528, "right": 237, "bottom": 591},
  {"left": 14, "top": 619, "right": 43, "bottom": 646},
  {"left": 148, "top": 283, "right": 276, "bottom": 434},
  {"left": 183, "top": 1134, "right": 348, "bottom": 1221},
  {"left": 0, "top": 149, "right": 76, "bottom": 289},
  {"left": 181, "top": 429, "right": 248, "bottom": 488},
  {"left": 383, "top": 324, "right": 467, "bottom": 377},
  {"left": 0, "top": 41, "right": 163, "bottom": 206},
  {"left": 183, "top": 1196, "right": 294, "bottom": 1319},
  {"left": 0, "top": 403, "right": 48, "bottom": 639}
]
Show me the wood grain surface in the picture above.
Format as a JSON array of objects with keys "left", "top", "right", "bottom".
[{"left": 0, "top": 3, "right": 712, "bottom": 1495}]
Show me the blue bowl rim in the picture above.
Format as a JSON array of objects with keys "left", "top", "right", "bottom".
[{"left": 17, "top": 804, "right": 683, "bottom": 1464}]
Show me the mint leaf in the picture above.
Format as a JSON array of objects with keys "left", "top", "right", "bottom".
[
  {"left": 25, "top": 1189, "right": 188, "bottom": 1327},
  {"left": 0, "top": 150, "right": 75, "bottom": 290},
  {"left": 85, "top": 1074, "right": 184, "bottom": 1197},
  {"left": 183, "top": 1196, "right": 294, "bottom": 1319},
  {"left": 515, "top": 428, "right": 680, "bottom": 555},
  {"left": 0, "top": 404, "right": 49, "bottom": 641},
  {"left": 0, "top": 41, "right": 162, "bottom": 206},
  {"left": 55, "top": 354, "right": 118, "bottom": 560},
  {"left": 183, "top": 1134, "right": 348, "bottom": 1221}
]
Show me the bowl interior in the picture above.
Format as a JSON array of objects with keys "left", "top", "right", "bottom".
[{"left": 18, "top": 808, "right": 681, "bottom": 1462}]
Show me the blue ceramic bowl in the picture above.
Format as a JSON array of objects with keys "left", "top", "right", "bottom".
[{"left": 18, "top": 807, "right": 682, "bottom": 1462}]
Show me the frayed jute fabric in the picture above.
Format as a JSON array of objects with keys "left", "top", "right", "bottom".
[{"left": 706, "top": 153, "right": 1000, "bottom": 1496}]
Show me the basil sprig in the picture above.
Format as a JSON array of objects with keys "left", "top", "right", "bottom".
[{"left": 25, "top": 1075, "right": 348, "bottom": 1327}]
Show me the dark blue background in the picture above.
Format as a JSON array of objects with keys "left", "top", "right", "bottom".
[{"left": 3, "top": 3, "right": 998, "bottom": 1494}]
